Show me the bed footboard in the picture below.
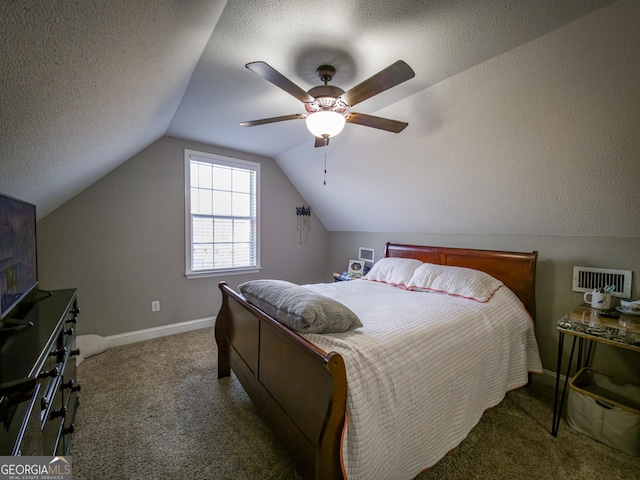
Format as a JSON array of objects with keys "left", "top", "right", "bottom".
[{"left": 215, "top": 282, "right": 347, "bottom": 480}]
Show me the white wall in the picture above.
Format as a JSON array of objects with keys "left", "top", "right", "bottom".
[{"left": 36, "top": 136, "right": 329, "bottom": 336}]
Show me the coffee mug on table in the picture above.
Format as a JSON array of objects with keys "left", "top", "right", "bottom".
[{"left": 584, "top": 290, "right": 611, "bottom": 310}]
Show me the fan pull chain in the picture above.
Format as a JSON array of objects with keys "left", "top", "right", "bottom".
[
  {"left": 323, "top": 149, "right": 327, "bottom": 185},
  {"left": 323, "top": 135, "right": 328, "bottom": 185}
]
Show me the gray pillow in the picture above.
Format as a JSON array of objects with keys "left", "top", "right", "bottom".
[{"left": 238, "top": 279, "right": 363, "bottom": 333}]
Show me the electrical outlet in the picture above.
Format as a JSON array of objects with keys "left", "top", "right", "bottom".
[{"left": 152, "top": 301, "right": 160, "bottom": 312}]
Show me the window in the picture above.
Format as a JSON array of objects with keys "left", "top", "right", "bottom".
[{"left": 185, "top": 149, "right": 260, "bottom": 278}]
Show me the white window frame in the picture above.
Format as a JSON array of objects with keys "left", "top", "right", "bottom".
[{"left": 184, "top": 149, "right": 261, "bottom": 278}]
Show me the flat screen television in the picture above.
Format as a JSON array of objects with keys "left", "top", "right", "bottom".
[{"left": 0, "top": 193, "right": 38, "bottom": 320}]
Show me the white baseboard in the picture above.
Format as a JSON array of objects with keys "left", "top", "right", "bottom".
[
  {"left": 104, "top": 316, "right": 215, "bottom": 349},
  {"left": 535, "top": 368, "right": 566, "bottom": 387}
]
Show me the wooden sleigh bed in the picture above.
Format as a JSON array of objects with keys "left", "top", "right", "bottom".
[{"left": 215, "top": 243, "right": 538, "bottom": 479}]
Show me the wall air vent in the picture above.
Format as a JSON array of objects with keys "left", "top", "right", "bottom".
[{"left": 572, "top": 266, "right": 632, "bottom": 298}]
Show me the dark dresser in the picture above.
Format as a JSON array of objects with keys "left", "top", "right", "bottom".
[{"left": 0, "top": 289, "right": 80, "bottom": 456}]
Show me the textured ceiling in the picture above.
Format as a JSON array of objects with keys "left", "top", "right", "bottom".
[
  {"left": 0, "top": 0, "right": 227, "bottom": 218},
  {"left": 2, "top": 0, "right": 636, "bottom": 237},
  {"left": 168, "top": 0, "right": 618, "bottom": 158}
]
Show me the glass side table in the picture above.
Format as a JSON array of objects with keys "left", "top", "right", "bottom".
[{"left": 551, "top": 304, "right": 640, "bottom": 436}]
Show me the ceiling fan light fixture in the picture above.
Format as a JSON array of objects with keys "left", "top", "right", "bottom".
[
  {"left": 305, "top": 110, "right": 346, "bottom": 138},
  {"left": 241, "top": 60, "right": 415, "bottom": 147}
]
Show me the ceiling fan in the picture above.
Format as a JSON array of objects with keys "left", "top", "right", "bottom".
[{"left": 240, "top": 60, "right": 415, "bottom": 147}]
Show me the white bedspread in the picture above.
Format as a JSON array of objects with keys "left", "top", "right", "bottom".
[{"left": 302, "top": 279, "right": 542, "bottom": 480}]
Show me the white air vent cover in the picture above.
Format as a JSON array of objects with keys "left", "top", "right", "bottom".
[{"left": 572, "top": 266, "right": 632, "bottom": 298}]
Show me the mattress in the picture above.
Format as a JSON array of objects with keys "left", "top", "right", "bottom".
[{"left": 302, "top": 279, "right": 542, "bottom": 480}]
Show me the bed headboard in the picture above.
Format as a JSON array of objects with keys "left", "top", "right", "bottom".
[{"left": 384, "top": 243, "right": 538, "bottom": 320}]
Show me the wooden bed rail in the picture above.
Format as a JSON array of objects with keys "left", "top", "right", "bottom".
[{"left": 216, "top": 282, "right": 347, "bottom": 480}]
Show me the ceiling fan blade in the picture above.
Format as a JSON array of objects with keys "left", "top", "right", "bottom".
[
  {"left": 346, "top": 113, "right": 408, "bottom": 133},
  {"left": 340, "top": 60, "right": 415, "bottom": 107},
  {"left": 240, "top": 113, "right": 305, "bottom": 127},
  {"left": 246, "top": 61, "right": 315, "bottom": 103},
  {"left": 314, "top": 136, "right": 329, "bottom": 148}
]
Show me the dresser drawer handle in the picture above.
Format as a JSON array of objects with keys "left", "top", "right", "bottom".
[
  {"left": 38, "top": 366, "right": 59, "bottom": 380},
  {"left": 50, "top": 405, "right": 67, "bottom": 419},
  {"left": 50, "top": 347, "right": 68, "bottom": 357}
]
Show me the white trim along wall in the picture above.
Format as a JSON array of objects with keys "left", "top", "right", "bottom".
[{"left": 104, "top": 316, "right": 215, "bottom": 349}]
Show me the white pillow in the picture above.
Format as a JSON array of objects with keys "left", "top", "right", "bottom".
[
  {"left": 406, "top": 263, "right": 503, "bottom": 302},
  {"left": 363, "top": 257, "right": 423, "bottom": 286}
]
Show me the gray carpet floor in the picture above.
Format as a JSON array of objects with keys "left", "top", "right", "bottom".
[{"left": 72, "top": 329, "right": 640, "bottom": 479}]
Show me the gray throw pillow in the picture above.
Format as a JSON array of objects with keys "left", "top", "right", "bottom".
[{"left": 238, "top": 279, "right": 363, "bottom": 333}]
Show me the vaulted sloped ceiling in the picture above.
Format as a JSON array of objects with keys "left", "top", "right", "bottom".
[
  {"left": 0, "top": 0, "right": 227, "bottom": 217},
  {"left": 2, "top": 0, "right": 637, "bottom": 237}
]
